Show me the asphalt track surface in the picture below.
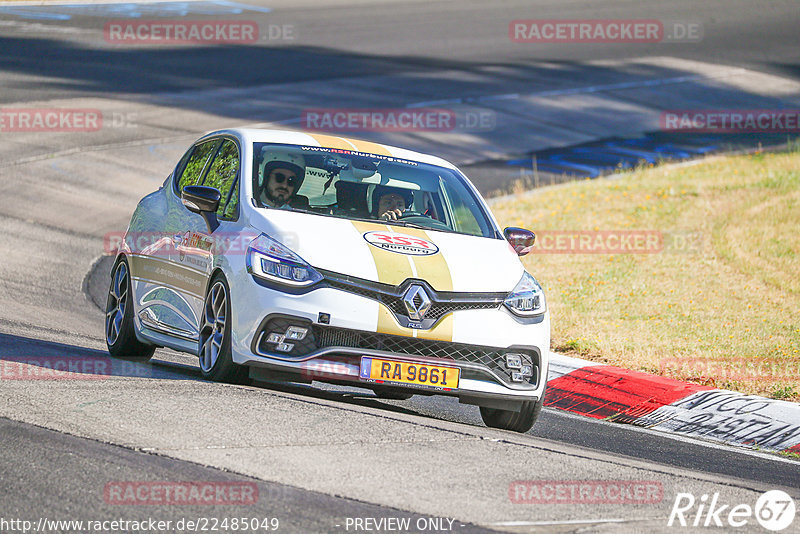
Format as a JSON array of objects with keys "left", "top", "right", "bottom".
[{"left": 1, "top": 1, "right": 799, "bottom": 533}]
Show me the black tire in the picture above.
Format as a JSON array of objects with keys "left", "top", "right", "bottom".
[
  {"left": 479, "top": 396, "right": 543, "bottom": 433},
  {"left": 105, "top": 257, "right": 156, "bottom": 361},
  {"left": 198, "top": 273, "right": 247, "bottom": 383},
  {"left": 371, "top": 386, "right": 414, "bottom": 400}
]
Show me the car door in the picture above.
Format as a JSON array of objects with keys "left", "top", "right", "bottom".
[
  {"left": 134, "top": 138, "right": 220, "bottom": 343},
  {"left": 172, "top": 137, "right": 242, "bottom": 336}
]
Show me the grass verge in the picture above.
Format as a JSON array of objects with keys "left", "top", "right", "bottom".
[{"left": 492, "top": 148, "right": 800, "bottom": 401}]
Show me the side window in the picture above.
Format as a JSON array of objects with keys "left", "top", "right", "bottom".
[
  {"left": 176, "top": 140, "right": 218, "bottom": 193},
  {"left": 222, "top": 181, "right": 239, "bottom": 219},
  {"left": 202, "top": 139, "right": 240, "bottom": 220},
  {"left": 439, "top": 177, "right": 489, "bottom": 237}
]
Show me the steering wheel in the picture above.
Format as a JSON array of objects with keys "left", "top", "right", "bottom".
[
  {"left": 396, "top": 210, "right": 425, "bottom": 219},
  {"left": 380, "top": 209, "right": 426, "bottom": 221}
]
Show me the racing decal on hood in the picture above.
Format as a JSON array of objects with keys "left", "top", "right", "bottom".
[
  {"left": 363, "top": 230, "right": 439, "bottom": 256},
  {"left": 390, "top": 226, "right": 453, "bottom": 292},
  {"left": 352, "top": 223, "right": 453, "bottom": 291},
  {"left": 351, "top": 222, "right": 414, "bottom": 286},
  {"left": 351, "top": 221, "right": 455, "bottom": 342}
]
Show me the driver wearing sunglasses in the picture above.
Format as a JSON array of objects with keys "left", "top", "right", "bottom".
[{"left": 258, "top": 152, "right": 306, "bottom": 209}]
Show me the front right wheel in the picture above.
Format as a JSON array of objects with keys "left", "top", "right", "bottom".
[{"left": 479, "top": 396, "right": 543, "bottom": 433}]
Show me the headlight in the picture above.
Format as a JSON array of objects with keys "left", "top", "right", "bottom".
[
  {"left": 246, "top": 234, "right": 322, "bottom": 287},
  {"left": 504, "top": 271, "right": 546, "bottom": 316}
]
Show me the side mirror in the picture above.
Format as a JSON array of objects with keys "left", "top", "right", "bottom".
[
  {"left": 182, "top": 185, "right": 221, "bottom": 232},
  {"left": 504, "top": 227, "right": 535, "bottom": 256}
]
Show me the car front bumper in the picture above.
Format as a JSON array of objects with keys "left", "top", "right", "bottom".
[{"left": 228, "top": 272, "right": 550, "bottom": 405}]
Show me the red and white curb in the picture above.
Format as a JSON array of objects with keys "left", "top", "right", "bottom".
[{"left": 545, "top": 353, "right": 800, "bottom": 455}]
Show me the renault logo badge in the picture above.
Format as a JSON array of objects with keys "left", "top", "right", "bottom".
[{"left": 402, "top": 285, "right": 431, "bottom": 321}]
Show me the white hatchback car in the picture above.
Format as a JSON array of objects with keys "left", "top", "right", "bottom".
[{"left": 106, "top": 129, "right": 549, "bottom": 432}]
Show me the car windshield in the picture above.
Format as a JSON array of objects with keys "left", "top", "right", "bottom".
[{"left": 251, "top": 143, "right": 497, "bottom": 238}]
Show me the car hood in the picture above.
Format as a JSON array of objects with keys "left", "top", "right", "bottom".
[{"left": 248, "top": 209, "right": 524, "bottom": 293}]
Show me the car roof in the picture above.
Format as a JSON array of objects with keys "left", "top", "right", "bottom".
[{"left": 199, "top": 128, "right": 459, "bottom": 171}]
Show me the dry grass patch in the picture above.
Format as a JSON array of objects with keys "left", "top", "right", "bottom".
[{"left": 492, "top": 149, "right": 800, "bottom": 401}]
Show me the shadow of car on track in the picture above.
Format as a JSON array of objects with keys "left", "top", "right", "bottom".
[
  {"left": 0, "top": 332, "right": 198, "bottom": 381},
  {"left": 0, "top": 332, "right": 443, "bottom": 422},
  {"left": 247, "top": 375, "right": 450, "bottom": 420}
]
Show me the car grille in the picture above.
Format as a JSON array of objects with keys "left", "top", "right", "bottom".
[
  {"left": 324, "top": 277, "right": 503, "bottom": 323},
  {"left": 377, "top": 294, "right": 499, "bottom": 320},
  {"left": 312, "top": 325, "right": 538, "bottom": 387},
  {"left": 255, "top": 318, "right": 539, "bottom": 387}
]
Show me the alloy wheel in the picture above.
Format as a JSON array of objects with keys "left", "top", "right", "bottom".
[
  {"left": 106, "top": 261, "right": 129, "bottom": 346},
  {"left": 199, "top": 281, "right": 227, "bottom": 373}
]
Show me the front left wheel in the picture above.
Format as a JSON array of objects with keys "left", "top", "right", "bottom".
[
  {"left": 198, "top": 274, "right": 247, "bottom": 383},
  {"left": 105, "top": 257, "right": 156, "bottom": 360}
]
